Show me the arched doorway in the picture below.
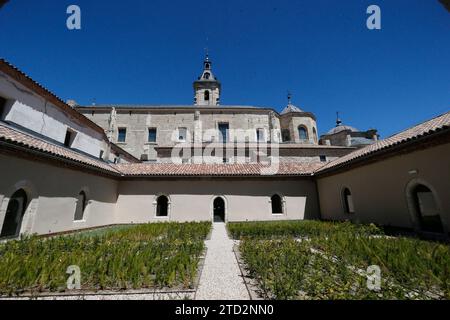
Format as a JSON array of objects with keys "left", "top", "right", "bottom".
[
  {"left": 271, "top": 194, "right": 283, "bottom": 214},
  {"left": 213, "top": 197, "right": 225, "bottom": 223},
  {"left": 411, "top": 184, "right": 443, "bottom": 233},
  {"left": 1, "top": 189, "right": 28, "bottom": 239},
  {"left": 156, "top": 195, "right": 169, "bottom": 217}
]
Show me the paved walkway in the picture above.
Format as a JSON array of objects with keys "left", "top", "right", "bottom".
[{"left": 196, "top": 223, "right": 250, "bottom": 300}]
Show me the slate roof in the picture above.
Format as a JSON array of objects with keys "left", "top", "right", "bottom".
[
  {"left": 326, "top": 125, "right": 359, "bottom": 135},
  {"left": 350, "top": 137, "right": 376, "bottom": 146},
  {"left": 281, "top": 103, "right": 304, "bottom": 115}
]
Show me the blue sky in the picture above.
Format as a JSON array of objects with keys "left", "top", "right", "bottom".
[{"left": 0, "top": 0, "right": 449, "bottom": 137}]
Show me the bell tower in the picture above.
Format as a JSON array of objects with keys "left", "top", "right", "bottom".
[{"left": 193, "top": 54, "right": 221, "bottom": 106}]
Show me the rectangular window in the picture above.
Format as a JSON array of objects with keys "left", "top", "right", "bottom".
[
  {"left": 282, "top": 129, "right": 291, "bottom": 142},
  {"left": 64, "top": 129, "right": 76, "bottom": 148},
  {"left": 320, "top": 155, "right": 327, "bottom": 162},
  {"left": 99, "top": 150, "right": 104, "bottom": 160},
  {"left": 218, "top": 123, "right": 229, "bottom": 142},
  {"left": 0, "top": 96, "right": 7, "bottom": 120},
  {"left": 148, "top": 128, "right": 157, "bottom": 143},
  {"left": 178, "top": 127, "right": 187, "bottom": 142},
  {"left": 118, "top": 128, "right": 127, "bottom": 143},
  {"left": 256, "top": 128, "right": 265, "bottom": 142}
]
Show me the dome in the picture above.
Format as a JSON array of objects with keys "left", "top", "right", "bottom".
[
  {"left": 281, "top": 103, "right": 304, "bottom": 115},
  {"left": 327, "top": 124, "right": 358, "bottom": 135}
]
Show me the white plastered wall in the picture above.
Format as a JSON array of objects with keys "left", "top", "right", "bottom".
[
  {"left": 316, "top": 143, "right": 450, "bottom": 233},
  {"left": 0, "top": 71, "right": 108, "bottom": 159},
  {"left": 0, "top": 154, "right": 118, "bottom": 236},
  {"left": 115, "top": 178, "right": 320, "bottom": 223}
]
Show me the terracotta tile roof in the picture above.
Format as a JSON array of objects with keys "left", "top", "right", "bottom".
[
  {"left": 0, "top": 122, "right": 324, "bottom": 177},
  {"left": 114, "top": 162, "right": 324, "bottom": 177},
  {"left": 317, "top": 111, "right": 450, "bottom": 173},
  {"left": 0, "top": 122, "right": 118, "bottom": 174}
]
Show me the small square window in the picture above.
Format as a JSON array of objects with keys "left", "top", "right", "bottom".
[
  {"left": 64, "top": 129, "right": 76, "bottom": 148},
  {"left": 0, "top": 96, "right": 7, "bottom": 120},
  {"left": 118, "top": 128, "right": 127, "bottom": 143},
  {"left": 320, "top": 155, "right": 327, "bottom": 162},
  {"left": 148, "top": 128, "right": 157, "bottom": 143}
]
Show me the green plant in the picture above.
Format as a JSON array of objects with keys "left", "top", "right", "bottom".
[
  {"left": 228, "top": 220, "right": 383, "bottom": 240},
  {"left": 0, "top": 222, "right": 211, "bottom": 296},
  {"left": 237, "top": 221, "right": 449, "bottom": 300}
]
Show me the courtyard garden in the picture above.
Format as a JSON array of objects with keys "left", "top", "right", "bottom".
[
  {"left": 229, "top": 220, "right": 450, "bottom": 300},
  {"left": 0, "top": 222, "right": 211, "bottom": 296}
]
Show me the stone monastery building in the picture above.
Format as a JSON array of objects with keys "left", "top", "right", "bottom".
[
  {"left": 75, "top": 55, "right": 378, "bottom": 164},
  {"left": 0, "top": 57, "right": 449, "bottom": 240}
]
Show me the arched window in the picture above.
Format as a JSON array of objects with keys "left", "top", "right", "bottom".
[
  {"left": 298, "top": 126, "right": 308, "bottom": 141},
  {"left": 156, "top": 195, "right": 169, "bottom": 217},
  {"left": 412, "top": 185, "right": 443, "bottom": 233},
  {"left": 342, "top": 188, "right": 355, "bottom": 214},
  {"left": 271, "top": 194, "right": 283, "bottom": 214},
  {"left": 204, "top": 90, "right": 210, "bottom": 101},
  {"left": 74, "top": 191, "right": 87, "bottom": 221},
  {"left": 0, "top": 189, "right": 28, "bottom": 239},
  {"left": 204, "top": 72, "right": 210, "bottom": 80}
]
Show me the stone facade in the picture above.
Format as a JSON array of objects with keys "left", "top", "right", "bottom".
[
  {"left": 77, "top": 105, "right": 327, "bottom": 162},
  {"left": 76, "top": 55, "right": 330, "bottom": 163}
]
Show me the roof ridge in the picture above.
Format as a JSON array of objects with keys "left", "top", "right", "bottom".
[{"left": 384, "top": 110, "right": 450, "bottom": 140}]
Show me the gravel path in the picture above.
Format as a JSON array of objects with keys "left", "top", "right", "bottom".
[{"left": 196, "top": 223, "right": 250, "bottom": 300}]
